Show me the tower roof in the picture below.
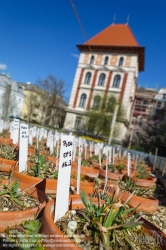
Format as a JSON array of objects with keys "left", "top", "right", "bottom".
[
  {"left": 85, "top": 24, "right": 139, "bottom": 47},
  {"left": 77, "top": 23, "right": 145, "bottom": 72}
]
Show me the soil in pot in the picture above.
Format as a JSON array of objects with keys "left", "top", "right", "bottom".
[
  {"left": 0, "top": 158, "right": 17, "bottom": 180},
  {"left": 0, "top": 180, "right": 39, "bottom": 212}
]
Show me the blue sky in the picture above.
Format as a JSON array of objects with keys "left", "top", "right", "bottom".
[{"left": 0, "top": 0, "right": 165, "bottom": 101}]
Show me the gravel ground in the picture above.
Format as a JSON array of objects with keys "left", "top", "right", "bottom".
[{"left": 140, "top": 183, "right": 166, "bottom": 234}]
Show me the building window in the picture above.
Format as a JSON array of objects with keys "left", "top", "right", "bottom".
[
  {"left": 98, "top": 73, "right": 106, "bottom": 86},
  {"left": 131, "top": 118, "right": 136, "bottom": 125},
  {"left": 157, "top": 102, "right": 162, "bottom": 108},
  {"left": 84, "top": 72, "right": 91, "bottom": 84},
  {"left": 118, "top": 57, "right": 124, "bottom": 66},
  {"left": 75, "top": 116, "right": 82, "bottom": 130},
  {"left": 138, "top": 117, "right": 143, "bottom": 126},
  {"left": 79, "top": 94, "right": 87, "bottom": 107},
  {"left": 90, "top": 55, "right": 94, "bottom": 65},
  {"left": 112, "top": 75, "right": 121, "bottom": 88},
  {"left": 93, "top": 96, "right": 101, "bottom": 110},
  {"left": 104, "top": 56, "right": 108, "bottom": 65}
]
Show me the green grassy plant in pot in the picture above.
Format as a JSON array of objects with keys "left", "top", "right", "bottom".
[
  {"left": 131, "top": 162, "right": 157, "bottom": 189},
  {"left": 42, "top": 188, "right": 162, "bottom": 250},
  {"left": 0, "top": 179, "right": 47, "bottom": 232},
  {"left": 27, "top": 152, "right": 58, "bottom": 180}
]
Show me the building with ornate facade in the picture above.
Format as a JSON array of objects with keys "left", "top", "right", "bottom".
[{"left": 64, "top": 23, "right": 145, "bottom": 143}]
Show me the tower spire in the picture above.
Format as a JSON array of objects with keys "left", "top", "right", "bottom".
[
  {"left": 126, "top": 14, "right": 130, "bottom": 25},
  {"left": 112, "top": 14, "right": 116, "bottom": 25}
]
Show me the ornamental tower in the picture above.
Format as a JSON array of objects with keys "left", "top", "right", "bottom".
[{"left": 64, "top": 23, "right": 145, "bottom": 142}]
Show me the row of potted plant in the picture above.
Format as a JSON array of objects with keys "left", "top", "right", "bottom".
[{"left": 0, "top": 135, "right": 165, "bottom": 249}]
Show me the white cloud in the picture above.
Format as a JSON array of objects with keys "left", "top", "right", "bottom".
[
  {"left": 0, "top": 63, "right": 7, "bottom": 70},
  {"left": 70, "top": 53, "right": 79, "bottom": 58}
]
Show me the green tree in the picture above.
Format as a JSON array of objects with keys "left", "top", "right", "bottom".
[
  {"left": 86, "top": 95, "right": 124, "bottom": 137},
  {"left": 132, "top": 120, "right": 166, "bottom": 157}
]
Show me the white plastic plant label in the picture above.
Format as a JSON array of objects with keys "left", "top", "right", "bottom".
[
  {"left": 28, "top": 128, "right": 33, "bottom": 146},
  {"left": 0, "top": 119, "right": 4, "bottom": 133},
  {"left": 10, "top": 121, "right": 14, "bottom": 140},
  {"left": 112, "top": 147, "right": 115, "bottom": 165},
  {"left": 49, "top": 134, "right": 54, "bottom": 154},
  {"left": 13, "top": 119, "right": 20, "bottom": 144},
  {"left": 39, "top": 128, "right": 44, "bottom": 142},
  {"left": 33, "top": 126, "right": 37, "bottom": 138},
  {"left": 77, "top": 137, "right": 83, "bottom": 195},
  {"left": 103, "top": 146, "right": 108, "bottom": 193},
  {"left": 19, "top": 124, "right": 28, "bottom": 172},
  {"left": 127, "top": 153, "right": 131, "bottom": 177},
  {"left": 54, "top": 134, "right": 73, "bottom": 222}
]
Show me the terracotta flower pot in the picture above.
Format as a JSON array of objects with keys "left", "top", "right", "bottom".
[
  {"left": 47, "top": 155, "right": 57, "bottom": 165},
  {"left": 99, "top": 168, "right": 124, "bottom": 181},
  {"left": 70, "top": 176, "right": 94, "bottom": 188},
  {"left": 107, "top": 187, "right": 159, "bottom": 213},
  {"left": 12, "top": 164, "right": 94, "bottom": 194},
  {"left": 0, "top": 180, "right": 47, "bottom": 232},
  {"left": 0, "top": 137, "right": 14, "bottom": 146},
  {"left": 130, "top": 176, "right": 157, "bottom": 189},
  {"left": 77, "top": 185, "right": 159, "bottom": 213},
  {"left": 28, "top": 147, "right": 36, "bottom": 156},
  {"left": 91, "top": 161, "right": 99, "bottom": 168},
  {"left": 11, "top": 169, "right": 58, "bottom": 195},
  {"left": 115, "top": 158, "right": 136, "bottom": 167},
  {"left": 0, "top": 157, "right": 17, "bottom": 172},
  {"left": 122, "top": 170, "right": 137, "bottom": 180},
  {"left": 42, "top": 195, "right": 105, "bottom": 250},
  {"left": 72, "top": 162, "right": 99, "bottom": 178},
  {"left": 70, "top": 170, "right": 95, "bottom": 188}
]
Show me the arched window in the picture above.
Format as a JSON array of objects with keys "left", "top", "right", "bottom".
[
  {"left": 104, "top": 56, "right": 109, "bottom": 65},
  {"left": 98, "top": 73, "right": 106, "bottom": 86},
  {"left": 79, "top": 94, "right": 87, "bottom": 107},
  {"left": 84, "top": 72, "right": 91, "bottom": 84},
  {"left": 90, "top": 55, "right": 94, "bottom": 65},
  {"left": 118, "top": 57, "right": 124, "bottom": 67},
  {"left": 93, "top": 96, "right": 101, "bottom": 110},
  {"left": 112, "top": 75, "right": 121, "bottom": 88},
  {"left": 75, "top": 116, "right": 82, "bottom": 130}
]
